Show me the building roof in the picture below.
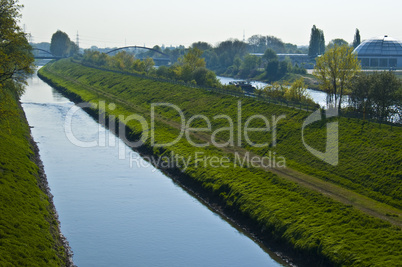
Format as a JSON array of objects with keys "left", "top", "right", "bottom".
[{"left": 354, "top": 36, "right": 402, "bottom": 57}]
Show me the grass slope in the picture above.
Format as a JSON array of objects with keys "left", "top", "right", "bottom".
[
  {"left": 0, "top": 90, "right": 67, "bottom": 266},
  {"left": 39, "top": 59, "right": 402, "bottom": 266}
]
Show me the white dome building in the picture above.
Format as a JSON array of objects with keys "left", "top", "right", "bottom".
[{"left": 353, "top": 35, "right": 402, "bottom": 69}]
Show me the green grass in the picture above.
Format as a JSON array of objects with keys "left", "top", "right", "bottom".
[
  {"left": 38, "top": 59, "right": 402, "bottom": 266},
  {"left": 43, "top": 59, "right": 402, "bottom": 209},
  {"left": 0, "top": 90, "right": 67, "bottom": 266}
]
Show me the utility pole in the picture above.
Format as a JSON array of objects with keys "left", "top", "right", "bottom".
[
  {"left": 76, "top": 31, "right": 80, "bottom": 49},
  {"left": 243, "top": 29, "right": 245, "bottom": 42}
]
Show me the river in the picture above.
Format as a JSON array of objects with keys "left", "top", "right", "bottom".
[
  {"left": 218, "top": 76, "right": 328, "bottom": 107},
  {"left": 21, "top": 70, "right": 287, "bottom": 267}
]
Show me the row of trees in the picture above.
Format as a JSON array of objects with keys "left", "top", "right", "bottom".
[
  {"left": 0, "top": 0, "right": 34, "bottom": 99},
  {"left": 82, "top": 47, "right": 221, "bottom": 88},
  {"left": 349, "top": 72, "right": 402, "bottom": 122},
  {"left": 313, "top": 44, "right": 401, "bottom": 122},
  {"left": 83, "top": 50, "right": 155, "bottom": 73},
  {"left": 247, "top": 35, "right": 304, "bottom": 54},
  {"left": 82, "top": 47, "right": 316, "bottom": 106},
  {"left": 308, "top": 26, "right": 361, "bottom": 57}
]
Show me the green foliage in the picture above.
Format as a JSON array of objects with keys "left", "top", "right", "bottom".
[
  {"left": 262, "top": 48, "right": 278, "bottom": 62},
  {"left": 265, "top": 59, "right": 290, "bottom": 82},
  {"left": 247, "top": 35, "right": 298, "bottom": 54},
  {"left": 82, "top": 48, "right": 219, "bottom": 87},
  {"left": 39, "top": 59, "right": 402, "bottom": 266},
  {"left": 265, "top": 58, "right": 279, "bottom": 81},
  {"left": 327, "top": 38, "right": 349, "bottom": 49},
  {"left": 239, "top": 54, "right": 260, "bottom": 78},
  {"left": 0, "top": 89, "right": 67, "bottom": 266},
  {"left": 191, "top": 41, "right": 212, "bottom": 51},
  {"left": 353, "top": 29, "right": 361, "bottom": 49},
  {"left": 50, "top": 30, "right": 77, "bottom": 57},
  {"left": 308, "top": 25, "right": 326, "bottom": 57},
  {"left": 261, "top": 79, "right": 314, "bottom": 105},
  {"left": 313, "top": 45, "right": 361, "bottom": 110},
  {"left": 0, "top": 0, "right": 35, "bottom": 97},
  {"left": 349, "top": 71, "right": 402, "bottom": 122},
  {"left": 214, "top": 39, "right": 247, "bottom": 70},
  {"left": 285, "top": 78, "right": 313, "bottom": 103}
]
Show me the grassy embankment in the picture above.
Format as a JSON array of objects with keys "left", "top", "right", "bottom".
[
  {"left": 39, "top": 59, "right": 401, "bottom": 266},
  {"left": 0, "top": 90, "right": 68, "bottom": 266}
]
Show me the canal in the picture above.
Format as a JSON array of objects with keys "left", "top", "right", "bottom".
[{"left": 21, "top": 71, "right": 287, "bottom": 267}]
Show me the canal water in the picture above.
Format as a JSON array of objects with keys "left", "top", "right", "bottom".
[{"left": 21, "top": 71, "right": 286, "bottom": 267}]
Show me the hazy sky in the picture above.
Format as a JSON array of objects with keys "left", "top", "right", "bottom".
[{"left": 19, "top": 0, "right": 402, "bottom": 48}]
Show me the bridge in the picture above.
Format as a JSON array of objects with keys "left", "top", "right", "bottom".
[
  {"left": 32, "top": 48, "right": 63, "bottom": 60},
  {"left": 33, "top": 46, "right": 170, "bottom": 65},
  {"left": 105, "top": 46, "right": 170, "bottom": 65}
]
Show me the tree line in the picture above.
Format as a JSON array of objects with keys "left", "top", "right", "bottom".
[
  {"left": 48, "top": 25, "right": 363, "bottom": 85},
  {"left": 82, "top": 47, "right": 221, "bottom": 88},
  {"left": 308, "top": 26, "right": 361, "bottom": 57},
  {"left": 313, "top": 45, "right": 402, "bottom": 122},
  {"left": 82, "top": 48, "right": 316, "bottom": 107},
  {"left": 349, "top": 71, "right": 402, "bottom": 122}
]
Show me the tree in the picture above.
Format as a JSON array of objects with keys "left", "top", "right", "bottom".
[
  {"left": 313, "top": 45, "right": 361, "bottom": 110},
  {"left": 308, "top": 25, "right": 325, "bottom": 57},
  {"left": 179, "top": 47, "right": 205, "bottom": 72},
  {"left": 240, "top": 54, "right": 260, "bottom": 77},
  {"left": 285, "top": 78, "right": 312, "bottom": 103},
  {"left": 349, "top": 73, "right": 373, "bottom": 115},
  {"left": 349, "top": 71, "right": 402, "bottom": 122},
  {"left": 215, "top": 39, "right": 247, "bottom": 68},
  {"left": 353, "top": 29, "right": 361, "bottom": 49},
  {"left": 142, "top": 57, "right": 155, "bottom": 73},
  {"left": 247, "top": 35, "right": 262, "bottom": 53},
  {"left": 191, "top": 41, "right": 212, "bottom": 51},
  {"left": 265, "top": 59, "right": 279, "bottom": 82},
  {"left": 327, "top": 38, "right": 348, "bottom": 49},
  {"left": 50, "top": 30, "right": 76, "bottom": 57},
  {"left": 173, "top": 47, "right": 219, "bottom": 85},
  {"left": 262, "top": 48, "right": 278, "bottom": 63},
  {"left": 0, "top": 0, "right": 34, "bottom": 97},
  {"left": 370, "top": 71, "right": 402, "bottom": 121},
  {"left": 266, "top": 36, "right": 286, "bottom": 53},
  {"left": 107, "top": 51, "right": 134, "bottom": 70}
]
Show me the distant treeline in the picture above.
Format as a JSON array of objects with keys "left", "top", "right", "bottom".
[{"left": 81, "top": 48, "right": 315, "bottom": 106}]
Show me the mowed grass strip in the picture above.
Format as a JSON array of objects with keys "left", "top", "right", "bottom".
[
  {"left": 38, "top": 59, "right": 402, "bottom": 266},
  {"left": 0, "top": 90, "right": 67, "bottom": 266}
]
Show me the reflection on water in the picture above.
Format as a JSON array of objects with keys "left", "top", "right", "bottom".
[{"left": 21, "top": 72, "right": 286, "bottom": 267}]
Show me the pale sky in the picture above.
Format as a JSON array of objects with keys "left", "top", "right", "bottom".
[{"left": 19, "top": 0, "right": 402, "bottom": 49}]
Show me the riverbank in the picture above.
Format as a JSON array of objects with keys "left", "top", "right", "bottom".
[
  {"left": 0, "top": 89, "right": 72, "bottom": 266},
  {"left": 38, "top": 59, "right": 402, "bottom": 266}
]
